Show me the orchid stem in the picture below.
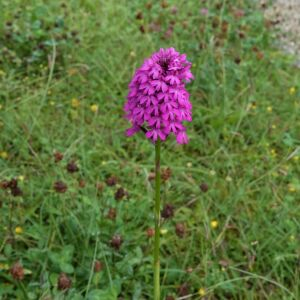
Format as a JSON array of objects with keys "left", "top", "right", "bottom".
[{"left": 154, "top": 138, "right": 161, "bottom": 300}]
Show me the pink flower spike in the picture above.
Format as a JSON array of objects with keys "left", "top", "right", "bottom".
[{"left": 124, "top": 48, "right": 194, "bottom": 144}]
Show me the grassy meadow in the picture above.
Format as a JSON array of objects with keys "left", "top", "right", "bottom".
[{"left": 0, "top": 0, "right": 300, "bottom": 299}]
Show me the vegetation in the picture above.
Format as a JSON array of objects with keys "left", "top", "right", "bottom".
[{"left": 0, "top": 0, "right": 299, "bottom": 299}]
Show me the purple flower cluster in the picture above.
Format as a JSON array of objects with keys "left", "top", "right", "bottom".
[{"left": 124, "top": 48, "right": 193, "bottom": 144}]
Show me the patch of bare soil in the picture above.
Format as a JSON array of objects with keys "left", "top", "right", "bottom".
[{"left": 262, "top": 0, "right": 300, "bottom": 66}]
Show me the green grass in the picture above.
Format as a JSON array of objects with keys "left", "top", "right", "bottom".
[{"left": 0, "top": 0, "right": 300, "bottom": 299}]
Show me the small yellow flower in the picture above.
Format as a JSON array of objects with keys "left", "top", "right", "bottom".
[
  {"left": 225, "top": 176, "right": 232, "bottom": 182},
  {"left": 90, "top": 104, "right": 98, "bottom": 113},
  {"left": 271, "top": 124, "right": 277, "bottom": 129},
  {"left": 68, "top": 68, "right": 78, "bottom": 76},
  {"left": 209, "top": 170, "right": 216, "bottom": 176},
  {"left": 289, "top": 87, "right": 296, "bottom": 95},
  {"left": 288, "top": 184, "right": 296, "bottom": 193},
  {"left": 247, "top": 102, "right": 257, "bottom": 111},
  {"left": 71, "top": 98, "right": 80, "bottom": 108},
  {"left": 186, "top": 162, "right": 193, "bottom": 168},
  {"left": 0, "top": 263, "right": 9, "bottom": 270},
  {"left": 210, "top": 220, "right": 218, "bottom": 229},
  {"left": 289, "top": 235, "right": 295, "bottom": 241},
  {"left": 198, "top": 288, "right": 206, "bottom": 297},
  {"left": 15, "top": 226, "right": 23, "bottom": 234},
  {"left": 130, "top": 51, "right": 136, "bottom": 58},
  {"left": 0, "top": 151, "right": 8, "bottom": 159},
  {"left": 50, "top": 101, "right": 55, "bottom": 106},
  {"left": 267, "top": 106, "right": 273, "bottom": 112},
  {"left": 270, "top": 149, "right": 277, "bottom": 157},
  {"left": 101, "top": 161, "right": 107, "bottom": 165},
  {"left": 18, "top": 175, "right": 25, "bottom": 182},
  {"left": 160, "top": 228, "right": 168, "bottom": 235}
]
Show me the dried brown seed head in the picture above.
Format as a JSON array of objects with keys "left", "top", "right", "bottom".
[
  {"left": 175, "top": 223, "right": 186, "bottom": 238},
  {"left": 161, "top": 167, "right": 172, "bottom": 182},
  {"left": 54, "top": 151, "right": 64, "bottom": 163},
  {"left": 10, "top": 262, "right": 24, "bottom": 281},
  {"left": 53, "top": 181, "right": 68, "bottom": 193},
  {"left": 57, "top": 273, "right": 72, "bottom": 291},
  {"left": 78, "top": 179, "right": 85, "bottom": 188},
  {"left": 177, "top": 282, "right": 189, "bottom": 297},
  {"left": 66, "top": 161, "right": 79, "bottom": 173},
  {"left": 200, "top": 182, "right": 209, "bottom": 193},
  {"left": 161, "top": 0, "right": 168, "bottom": 9},
  {"left": 106, "top": 175, "right": 118, "bottom": 187},
  {"left": 94, "top": 260, "right": 103, "bottom": 272},
  {"left": 161, "top": 203, "right": 174, "bottom": 219},
  {"left": 136, "top": 11, "right": 143, "bottom": 20},
  {"left": 110, "top": 235, "right": 123, "bottom": 250},
  {"left": 96, "top": 182, "right": 104, "bottom": 192},
  {"left": 146, "top": 228, "right": 155, "bottom": 238},
  {"left": 148, "top": 172, "right": 155, "bottom": 181},
  {"left": 114, "top": 187, "right": 127, "bottom": 201},
  {"left": 0, "top": 180, "right": 10, "bottom": 189},
  {"left": 107, "top": 208, "right": 117, "bottom": 220}
]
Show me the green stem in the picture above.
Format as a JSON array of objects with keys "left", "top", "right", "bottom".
[
  {"left": 154, "top": 139, "right": 161, "bottom": 300},
  {"left": 9, "top": 198, "right": 14, "bottom": 242},
  {"left": 18, "top": 281, "right": 29, "bottom": 300}
]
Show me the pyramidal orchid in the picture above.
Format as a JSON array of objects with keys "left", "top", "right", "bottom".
[
  {"left": 124, "top": 47, "right": 193, "bottom": 144},
  {"left": 124, "top": 48, "right": 193, "bottom": 300}
]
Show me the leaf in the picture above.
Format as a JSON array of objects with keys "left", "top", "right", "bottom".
[
  {"left": 62, "top": 245, "right": 75, "bottom": 261},
  {"left": 132, "top": 281, "right": 142, "bottom": 300},
  {"left": 0, "top": 284, "right": 14, "bottom": 296},
  {"left": 49, "top": 273, "right": 59, "bottom": 285},
  {"left": 283, "top": 133, "right": 294, "bottom": 147},
  {"left": 59, "top": 262, "right": 74, "bottom": 274},
  {"left": 87, "top": 287, "right": 118, "bottom": 300},
  {"left": 4, "top": 244, "right": 12, "bottom": 256}
]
